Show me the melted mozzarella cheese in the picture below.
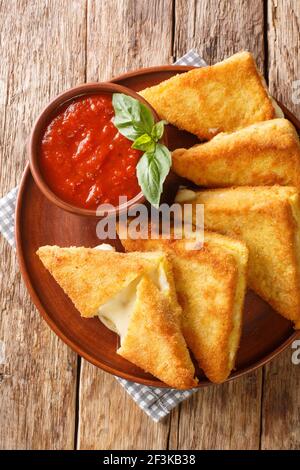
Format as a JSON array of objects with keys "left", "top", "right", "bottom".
[
  {"left": 175, "top": 188, "right": 197, "bottom": 203},
  {"left": 95, "top": 242, "right": 134, "bottom": 343},
  {"left": 98, "top": 262, "right": 169, "bottom": 343},
  {"left": 94, "top": 243, "right": 115, "bottom": 251},
  {"left": 149, "top": 263, "right": 170, "bottom": 292},
  {"left": 270, "top": 97, "right": 284, "bottom": 118},
  {"left": 98, "top": 277, "right": 138, "bottom": 343}
]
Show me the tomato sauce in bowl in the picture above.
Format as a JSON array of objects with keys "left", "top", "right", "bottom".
[{"left": 40, "top": 94, "right": 142, "bottom": 210}]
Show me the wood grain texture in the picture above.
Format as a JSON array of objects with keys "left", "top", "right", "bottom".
[
  {"left": 174, "top": 0, "right": 265, "bottom": 70},
  {"left": 0, "top": 0, "right": 86, "bottom": 449},
  {"left": 268, "top": 0, "right": 300, "bottom": 118},
  {"left": 261, "top": 349, "right": 300, "bottom": 450},
  {"left": 261, "top": 0, "right": 300, "bottom": 450},
  {"left": 77, "top": 0, "right": 174, "bottom": 450},
  {"left": 86, "top": 0, "right": 174, "bottom": 82},
  {"left": 78, "top": 363, "right": 170, "bottom": 450},
  {"left": 169, "top": 374, "right": 262, "bottom": 450}
]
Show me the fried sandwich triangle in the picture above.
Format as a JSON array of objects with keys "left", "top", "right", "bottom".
[
  {"left": 119, "top": 232, "right": 248, "bottom": 383},
  {"left": 140, "top": 51, "right": 278, "bottom": 140},
  {"left": 172, "top": 119, "right": 300, "bottom": 190},
  {"left": 37, "top": 246, "right": 198, "bottom": 389},
  {"left": 180, "top": 186, "right": 300, "bottom": 328}
]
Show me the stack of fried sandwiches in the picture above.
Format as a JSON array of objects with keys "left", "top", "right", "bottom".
[{"left": 37, "top": 52, "right": 300, "bottom": 389}]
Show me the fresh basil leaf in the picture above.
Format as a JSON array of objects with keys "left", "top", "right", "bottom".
[
  {"left": 136, "top": 143, "right": 171, "bottom": 208},
  {"left": 151, "top": 120, "right": 167, "bottom": 142},
  {"left": 132, "top": 133, "right": 154, "bottom": 152},
  {"left": 112, "top": 93, "right": 170, "bottom": 206},
  {"left": 139, "top": 102, "right": 155, "bottom": 135},
  {"left": 112, "top": 93, "right": 154, "bottom": 141}
]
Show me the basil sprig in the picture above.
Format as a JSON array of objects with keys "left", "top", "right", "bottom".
[{"left": 112, "top": 93, "right": 171, "bottom": 208}]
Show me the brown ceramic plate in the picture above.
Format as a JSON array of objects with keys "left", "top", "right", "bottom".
[{"left": 16, "top": 65, "right": 300, "bottom": 388}]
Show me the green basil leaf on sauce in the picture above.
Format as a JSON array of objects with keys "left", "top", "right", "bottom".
[
  {"left": 132, "top": 133, "right": 155, "bottom": 152},
  {"left": 151, "top": 120, "right": 167, "bottom": 142},
  {"left": 112, "top": 93, "right": 171, "bottom": 207},
  {"left": 112, "top": 93, "right": 154, "bottom": 141},
  {"left": 136, "top": 144, "right": 171, "bottom": 208}
]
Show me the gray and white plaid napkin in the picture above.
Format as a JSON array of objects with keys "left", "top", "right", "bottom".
[{"left": 0, "top": 50, "right": 206, "bottom": 422}]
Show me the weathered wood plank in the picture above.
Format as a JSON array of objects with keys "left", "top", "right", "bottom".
[
  {"left": 261, "top": 349, "right": 300, "bottom": 449},
  {"left": 261, "top": 0, "right": 300, "bottom": 450},
  {"left": 174, "top": 0, "right": 265, "bottom": 70},
  {"left": 268, "top": 0, "right": 300, "bottom": 119},
  {"left": 77, "top": 0, "right": 174, "bottom": 450},
  {"left": 0, "top": 0, "right": 86, "bottom": 449},
  {"left": 78, "top": 363, "right": 170, "bottom": 450},
  {"left": 86, "top": 0, "right": 174, "bottom": 82},
  {"left": 169, "top": 374, "right": 262, "bottom": 450},
  {"left": 169, "top": 0, "right": 265, "bottom": 450}
]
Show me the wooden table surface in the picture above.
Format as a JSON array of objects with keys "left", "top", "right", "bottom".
[{"left": 0, "top": 0, "right": 300, "bottom": 450}]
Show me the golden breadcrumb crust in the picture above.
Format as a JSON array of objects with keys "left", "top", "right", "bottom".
[
  {"left": 37, "top": 246, "right": 165, "bottom": 317},
  {"left": 191, "top": 186, "right": 300, "bottom": 328},
  {"left": 121, "top": 233, "right": 248, "bottom": 383},
  {"left": 140, "top": 51, "right": 275, "bottom": 140},
  {"left": 172, "top": 119, "right": 300, "bottom": 189},
  {"left": 119, "top": 275, "right": 198, "bottom": 389},
  {"left": 37, "top": 246, "right": 197, "bottom": 388}
]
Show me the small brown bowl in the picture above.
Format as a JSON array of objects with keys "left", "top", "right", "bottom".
[{"left": 28, "top": 82, "right": 167, "bottom": 217}]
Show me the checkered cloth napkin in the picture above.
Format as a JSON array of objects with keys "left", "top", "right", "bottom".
[{"left": 0, "top": 50, "right": 206, "bottom": 422}]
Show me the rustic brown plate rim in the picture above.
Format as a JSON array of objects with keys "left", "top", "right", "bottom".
[{"left": 16, "top": 64, "right": 300, "bottom": 388}]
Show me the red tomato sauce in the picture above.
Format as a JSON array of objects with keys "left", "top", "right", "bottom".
[{"left": 40, "top": 94, "right": 142, "bottom": 209}]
